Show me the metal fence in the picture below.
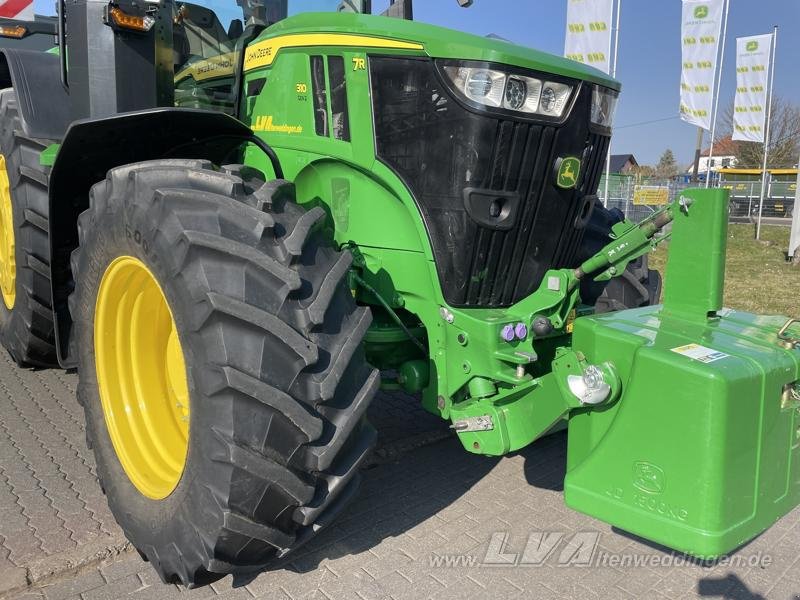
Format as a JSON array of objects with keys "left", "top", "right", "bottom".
[
  {"left": 722, "top": 180, "right": 796, "bottom": 220},
  {"left": 598, "top": 176, "right": 690, "bottom": 223},
  {"left": 598, "top": 174, "right": 796, "bottom": 224}
]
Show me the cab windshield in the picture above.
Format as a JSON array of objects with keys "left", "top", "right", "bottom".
[{"left": 171, "top": 0, "right": 387, "bottom": 114}]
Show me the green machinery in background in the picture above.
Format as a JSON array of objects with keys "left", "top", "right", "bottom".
[{"left": 0, "top": 0, "right": 797, "bottom": 586}]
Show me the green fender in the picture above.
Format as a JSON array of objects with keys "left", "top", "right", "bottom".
[{"left": 293, "top": 158, "right": 430, "bottom": 256}]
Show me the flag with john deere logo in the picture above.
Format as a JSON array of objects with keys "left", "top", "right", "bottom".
[
  {"left": 732, "top": 34, "right": 773, "bottom": 143},
  {"left": 679, "top": 0, "right": 724, "bottom": 130},
  {"left": 564, "top": 0, "right": 614, "bottom": 75}
]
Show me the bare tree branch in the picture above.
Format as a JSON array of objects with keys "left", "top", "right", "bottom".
[{"left": 718, "top": 97, "right": 800, "bottom": 168}]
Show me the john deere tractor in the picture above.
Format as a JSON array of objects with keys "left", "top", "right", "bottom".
[{"left": 0, "top": 0, "right": 798, "bottom": 587}]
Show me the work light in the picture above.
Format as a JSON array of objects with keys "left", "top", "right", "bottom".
[
  {"left": 0, "top": 25, "right": 26, "bottom": 38},
  {"left": 590, "top": 85, "right": 618, "bottom": 129},
  {"left": 504, "top": 77, "right": 527, "bottom": 110}
]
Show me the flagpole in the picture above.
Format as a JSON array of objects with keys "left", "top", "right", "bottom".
[
  {"left": 755, "top": 25, "right": 778, "bottom": 240},
  {"left": 602, "top": 0, "right": 622, "bottom": 207},
  {"left": 789, "top": 151, "right": 800, "bottom": 264},
  {"left": 704, "top": 0, "right": 730, "bottom": 188}
]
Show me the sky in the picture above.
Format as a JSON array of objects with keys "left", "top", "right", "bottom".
[{"left": 33, "top": 0, "right": 799, "bottom": 167}]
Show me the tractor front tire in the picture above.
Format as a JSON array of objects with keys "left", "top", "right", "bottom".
[
  {"left": 70, "top": 160, "right": 378, "bottom": 586},
  {"left": 578, "top": 203, "right": 662, "bottom": 312},
  {"left": 0, "top": 88, "right": 57, "bottom": 367},
  {"left": 593, "top": 254, "right": 662, "bottom": 313}
]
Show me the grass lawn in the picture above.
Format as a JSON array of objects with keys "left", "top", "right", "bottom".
[{"left": 648, "top": 224, "right": 799, "bottom": 317}]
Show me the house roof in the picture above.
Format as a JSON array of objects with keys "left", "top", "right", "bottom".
[
  {"left": 701, "top": 136, "right": 739, "bottom": 157},
  {"left": 609, "top": 154, "right": 638, "bottom": 173}
]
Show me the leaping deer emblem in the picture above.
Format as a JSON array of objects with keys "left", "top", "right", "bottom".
[{"left": 559, "top": 158, "right": 580, "bottom": 188}]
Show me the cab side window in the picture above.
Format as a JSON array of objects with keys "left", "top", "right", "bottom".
[
  {"left": 173, "top": 3, "right": 242, "bottom": 115},
  {"left": 328, "top": 56, "right": 350, "bottom": 141},
  {"left": 310, "top": 55, "right": 351, "bottom": 141},
  {"left": 311, "top": 55, "right": 328, "bottom": 137}
]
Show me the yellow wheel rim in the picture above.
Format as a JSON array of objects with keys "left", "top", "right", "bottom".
[
  {"left": 94, "top": 256, "right": 190, "bottom": 500},
  {"left": 0, "top": 155, "right": 16, "bottom": 310}
]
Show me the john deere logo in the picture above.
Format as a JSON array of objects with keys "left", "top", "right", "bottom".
[
  {"left": 556, "top": 157, "right": 581, "bottom": 189},
  {"left": 746, "top": 40, "right": 759, "bottom": 52},
  {"left": 693, "top": 5, "right": 708, "bottom": 18},
  {"left": 633, "top": 461, "right": 665, "bottom": 495}
]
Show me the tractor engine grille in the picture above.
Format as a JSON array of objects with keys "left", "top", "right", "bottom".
[{"left": 371, "top": 57, "right": 610, "bottom": 308}]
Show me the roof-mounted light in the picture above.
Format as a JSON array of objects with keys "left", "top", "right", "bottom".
[
  {"left": 0, "top": 25, "right": 27, "bottom": 39},
  {"left": 107, "top": 6, "right": 155, "bottom": 32}
]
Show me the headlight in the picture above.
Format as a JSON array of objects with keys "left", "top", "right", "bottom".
[
  {"left": 591, "top": 85, "right": 618, "bottom": 129},
  {"left": 442, "top": 65, "right": 573, "bottom": 118},
  {"left": 538, "top": 82, "right": 572, "bottom": 116},
  {"left": 505, "top": 76, "right": 542, "bottom": 113},
  {"left": 464, "top": 69, "right": 505, "bottom": 107}
]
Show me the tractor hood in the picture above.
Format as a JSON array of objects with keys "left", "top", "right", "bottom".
[{"left": 260, "top": 12, "right": 621, "bottom": 92}]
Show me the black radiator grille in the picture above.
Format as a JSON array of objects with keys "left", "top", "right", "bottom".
[
  {"left": 462, "top": 126, "right": 608, "bottom": 306},
  {"left": 371, "top": 57, "right": 610, "bottom": 308}
]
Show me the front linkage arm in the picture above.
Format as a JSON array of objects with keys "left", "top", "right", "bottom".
[
  {"left": 445, "top": 198, "right": 683, "bottom": 455},
  {"left": 572, "top": 199, "right": 680, "bottom": 288}
]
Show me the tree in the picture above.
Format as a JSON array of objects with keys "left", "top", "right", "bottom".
[
  {"left": 655, "top": 149, "right": 679, "bottom": 179},
  {"left": 630, "top": 164, "right": 656, "bottom": 180},
  {"left": 720, "top": 97, "right": 800, "bottom": 169}
]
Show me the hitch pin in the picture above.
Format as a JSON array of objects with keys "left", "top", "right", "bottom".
[
  {"left": 781, "top": 383, "right": 800, "bottom": 409},
  {"left": 777, "top": 318, "right": 800, "bottom": 350}
]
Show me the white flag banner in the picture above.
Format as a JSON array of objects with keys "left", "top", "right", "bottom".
[
  {"left": 732, "top": 34, "right": 773, "bottom": 142},
  {"left": 679, "top": 0, "right": 724, "bottom": 130},
  {"left": 564, "top": 0, "right": 614, "bottom": 74}
]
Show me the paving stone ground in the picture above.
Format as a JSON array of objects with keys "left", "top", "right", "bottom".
[{"left": 1, "top": 350, "right": 799, "bottom": 599}]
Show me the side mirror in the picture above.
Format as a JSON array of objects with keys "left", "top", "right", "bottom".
[
  {"left": 457, "top": 0, "right": 473, "bottom": 6},
  {"left": 227, "top": 19, "right": 243, "bottom": 39},
  {"left": 338, "top": 0, "right": 370, "bottom": 12}
]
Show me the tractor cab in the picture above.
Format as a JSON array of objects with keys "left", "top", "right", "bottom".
[
  {"left": 171, "top": 0, "right": 373, "bottom": 72},
  {"left": 54, "top": 0, "right": 458, "bottom": 117},
  {"left": 169, "top": 0, "right": 442, "bottom": 112}
]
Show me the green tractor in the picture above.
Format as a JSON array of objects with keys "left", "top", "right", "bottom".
[{"left": 0, "top": 0, "right": 798, "bottom": 587}]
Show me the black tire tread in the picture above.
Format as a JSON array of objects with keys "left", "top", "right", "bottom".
[
  {"left": 0, "top": 88, "right": 57, "bottom": 367},
  {"left": 294, "top": 424, "right": 377, "bottom": 526},
  {"left": 300, "top": 368, "right": 379, "bottom": 472},
  {"left": 71, "top": 160, "right": 378, "bottom": 586}
]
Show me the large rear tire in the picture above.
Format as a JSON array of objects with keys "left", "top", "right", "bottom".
[
  {"left": 70, "top": 160, "right": 378, "bottom": 586},
  {"left": 0, "top": 88, "right": 58, "bottom": 367}
]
